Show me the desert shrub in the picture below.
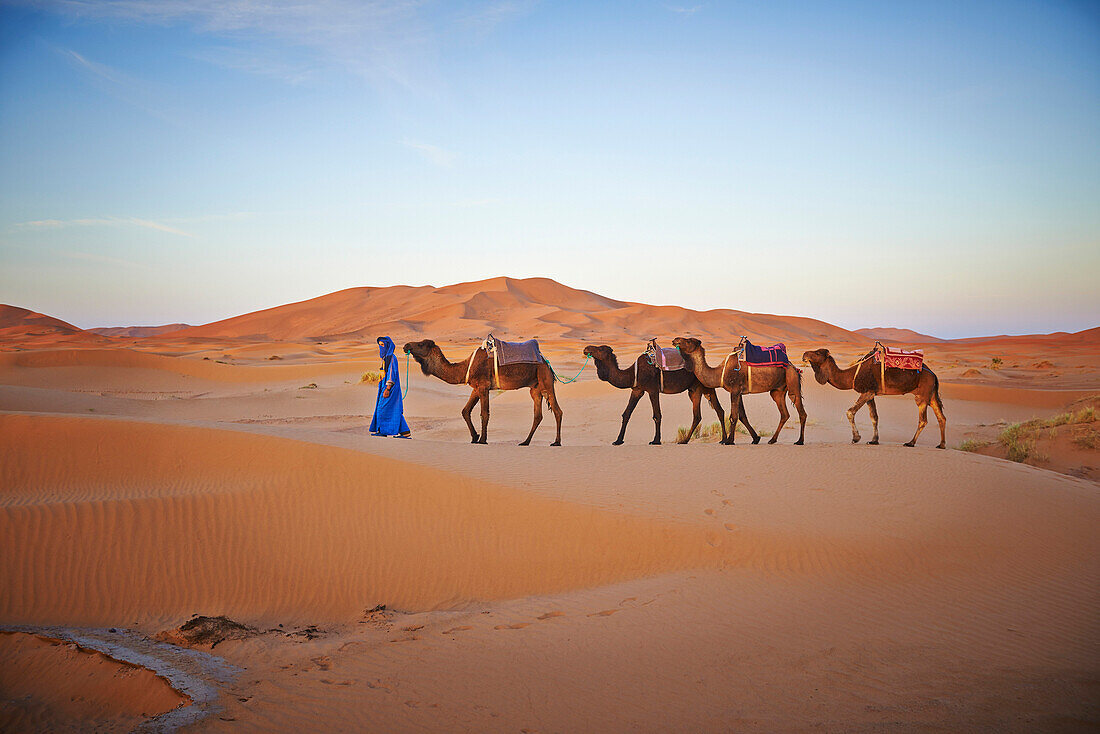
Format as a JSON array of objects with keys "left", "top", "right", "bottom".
[
  {"left": 1072, "top": 426, "right": 1100, "bottom": 450},
  {"left": 676, "top": 416, "right": 772, "bottom": 443},
  {"left": 999, "top": 423, "right": 1037, "bottom": 463},
  {"left": 300, "top": 382, "right": 318, "bottom": 390},
  {"left": 360, "top": 371, "right": 383, "bottom": 385},
  {"left": 958, "top": 439, "right": 990, "bottom": 452},
  {"left": 990, "top": 357, "right": 1003, "bottom": 369}
]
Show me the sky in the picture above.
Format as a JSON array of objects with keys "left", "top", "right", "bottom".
[{"left": 1, "top": 0, "right": 1097, "bottom": 338}]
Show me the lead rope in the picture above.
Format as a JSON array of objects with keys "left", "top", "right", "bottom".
[
  {"left": 546, "top": 354, "right": 591, "bottom": 384},
  {"left": 402, "top": 351, "right": 411, "bottom": 398}
]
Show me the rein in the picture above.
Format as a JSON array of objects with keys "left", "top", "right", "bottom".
[{"left": 546, "top": 354, "right": 591, "bottom": 384}]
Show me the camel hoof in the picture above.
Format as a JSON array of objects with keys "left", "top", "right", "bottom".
[
  {"left": 852, "top": 436, "right": 861, "bottom": 444},
  {"left": 751, "top": 436, "right": 761, "bottom": 445},
  {"left": 903, "top": 441, "right": 915, "bottom": 447},
  {"left": 550, "top": 441, "right": 561, "bottom": 447},
  {"left": 937, "top": 443, "right": 946, "bottom": 449},
  {"left": 470, "top": 436, "right": 480, "bottom": 444},
  {"left": 650, "top": 440, "right": 661, "bottom": 445},
  {"left": 794, "top": 439, "right": 804, "bottom": 446},
  {"left": 477, "top": 439, "right": 488, "bottom": 445},
  {"left": 868, "top": 440, "right": 879, "bottom": 445},
  {"left": 767, "top": 437, "right": 778, "bottom": 445},
  {"left": 612, "top": 439, "right": 624, "bottom": 446},
  {"left": 518, "top": 440, "right": 530, "bottom": 446}
]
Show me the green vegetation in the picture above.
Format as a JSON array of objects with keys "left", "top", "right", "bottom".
[
  {"left": 990, "top": 356, "right": 1003, "bottom": 369},
  {"left": 300, "top": 382, "right": 318, "bottom": 390},
  {"left": 995, "top": 407, "right": 1096, "bottom": 463},
  {"left": 957, "top": 439, "right": 990, "bottom": 452}
]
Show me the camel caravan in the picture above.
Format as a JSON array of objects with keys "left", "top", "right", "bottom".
[{"left": 404, "top": 334, "right": 945, "bottom": 448}]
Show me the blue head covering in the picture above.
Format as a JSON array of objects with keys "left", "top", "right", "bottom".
[{"left": 377, "top": 336, "right": 396, "bottom": 365}]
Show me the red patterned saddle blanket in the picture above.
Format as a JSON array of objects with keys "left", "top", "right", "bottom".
[
  {"left": 875, "top": 345, "right": 924, "bottom": 370},
  {"left": 645, "top": 339, "right": 685, "bottom": 371}
]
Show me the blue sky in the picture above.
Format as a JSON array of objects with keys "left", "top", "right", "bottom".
[{"left": 1, "top": 0, "right": 1097, "bottom": 338}]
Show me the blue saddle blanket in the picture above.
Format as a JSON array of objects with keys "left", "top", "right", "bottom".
[{"left": 743, "top": 340, "right": 790, "bottom": 366}]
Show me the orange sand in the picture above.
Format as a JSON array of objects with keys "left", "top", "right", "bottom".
[{"left": 1, "top": 279, "right": 1098, "bottom": 731}]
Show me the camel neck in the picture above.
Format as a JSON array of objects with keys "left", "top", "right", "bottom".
[
  {"left": 683, "top": 350, "right": 723, "bottom": 389},
  {"left": 825, "top": 357, "right": 856, "bottom": 390},
  {"left": 429, "top": 347, "right": 473, "bottom": 385},
  {"left": 595, "top": 357, "right": 635, "bottom": 389}
]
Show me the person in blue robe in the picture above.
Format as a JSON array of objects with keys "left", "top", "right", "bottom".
[{"left": 369, "top": 336, "right": 411, "bottom": 438}]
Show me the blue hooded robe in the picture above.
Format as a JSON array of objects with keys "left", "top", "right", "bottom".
[{"left": 369, "top": 336, "right": 411, "bottom": 436}]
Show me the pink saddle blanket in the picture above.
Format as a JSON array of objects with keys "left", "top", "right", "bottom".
[
  {"left": 485, "top": 334, "right": 544, "bottom": 365},
  {"left": 645, "top": 340, "right": 685, "bottom": 371},
  {"left": 875, "top": 346, "right": 924, "bottom": 371}
]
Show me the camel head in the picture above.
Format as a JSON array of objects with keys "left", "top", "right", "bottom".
[
  {"left": 403, "top": 339, "right": 439, "bottom": 375},
  {"left": 802, "top": 348, "right": 831, "bottom": 384},
  {"left": 583, "top": 344, "right": 618, "bottom": 381},
  {"left": 582, "top": 344, "right": 615, "bottom": 362},
  {"left": 672, "top": 337, "right": 703, "bottom": 359}
]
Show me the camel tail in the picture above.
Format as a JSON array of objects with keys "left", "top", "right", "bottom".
[{"left": 931, "top": 369, "right": 945, "bottom": 417}]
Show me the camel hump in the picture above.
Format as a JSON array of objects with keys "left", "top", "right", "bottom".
[
  {"left": 875, "top": 344, "right": 924, "bottom": 371},
  {"left": 645, "top": 339, "right": 686, "bottom": 371},
  {"left": 742, "top": 339, "right": 791, "bottom": 366},
  {"left": 485, "top": 334, "right": 544, "bottom": 365}
]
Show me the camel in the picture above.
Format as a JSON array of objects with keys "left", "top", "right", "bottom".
[
  {"left": 403, "top": 339, "right": 563, "bottom": 446},
  {"left": 672, "top": 337, "right": 807, "bottom": 445},
  {"left": 582, "top": 344, "right": 759, "bottom": 445},
  {"left": 801, "top": 348, "right": 946, "bottom": 449}
]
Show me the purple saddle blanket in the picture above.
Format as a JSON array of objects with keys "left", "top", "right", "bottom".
[
  {"left": 485, "top": 334, "right": 544, "bottom": 365},
  {"left": 743, "top": 340, "right": 790, "bottom": 366},
  {"left": 645, "top": 340, "right": 685, "bottom": 371}
]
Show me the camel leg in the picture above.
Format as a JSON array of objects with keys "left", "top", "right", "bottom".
[
  {"left": 614, "top": 388, "right": 645, "bottom": 445},
  {"left": 905, "top": 397, "right": 929, "bottom": 447},
  {"left": 680, "top": 386, "right": 705, "bottom": 444},
  {"left": 477, "top": 387, "right": 490, "bottom": 444},
  {"left": 930, "top": 393, "right": 947, "bottom": 449},
  {"left": 519, "top": 386, "right": 543, "bottom": 446},
  {"left": 867, "top": 398, "right": 880, "bottom": 445},
  {"left": 461, "top": 391, "right": 481, "bottom": 443},
  {"left": 737, "top": 399, "right": 760, "bottom": 444},
  {"left": 846, "top": 392, "right": 875, "bottom": 444},
  {"left": 788, "top": 370, "right": 806, "bottom": 445},
  {"left": 705, "top": 389, "right": 728, "bottom": 444},
  {"left": 546, "top": 388, "right": 563, "bottom": 446},
  {"left": 768, "top": 388, "right": 789, "bottom": 444},
  {"left": 649, "top": 389, "right": 663, "bottom": 445},
  {"left": 724, "top": 392, "right": 743, "bottom": 445}
]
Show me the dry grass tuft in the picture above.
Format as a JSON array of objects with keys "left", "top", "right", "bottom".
[{"left": 360, "top": 371, "right": 383, "bottom": 385}]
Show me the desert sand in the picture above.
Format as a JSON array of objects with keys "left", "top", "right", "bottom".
[{"left": 1, "top": 277, "right": 1098, "bottom": 732}]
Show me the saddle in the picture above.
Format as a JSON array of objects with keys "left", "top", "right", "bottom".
[
  {"left": 645, "top": 339, "right": 685, "bottom": 371},
  {"left": 874, "top": 344, "right": 924, "bottom": 371},
  {"left": 741, "top": 338, "right": 790, "bottom": 366},
  {"left": 484, "top": 334, "right": 544, "bottom": 365}
]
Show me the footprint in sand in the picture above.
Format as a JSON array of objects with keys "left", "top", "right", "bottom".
[
  {"left": 536, "top": 611, "right": 564, "bottom": 620},
  {"left": 389, "top": 634, "right": 420, "bottom": 643},
  {"left": 401, "top": 624, "right": 424, "bottom": 632},
  {"left": 588, "top": 609, "right": 618, "bottom": 617},
  {"left": 442, "top": 626, "right": 473, "bottom": 634},
  {"left": 704, "top": 508, "right": 716, "bottom": 516},
  {"left": 721, "top": 499, "right": 734, "bottom": 506},
  {"left": 493, "top": 623, "right": 530, "bottom": 630},
  {"left": 724, "top": 523, "right": 738, "bottom": 531}
]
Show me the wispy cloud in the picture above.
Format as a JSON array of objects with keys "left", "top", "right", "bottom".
[
  {"left": 402, "top": 139, "right": 457, "bottom": 167},
  {"left": 59, "top": 47, "right": 178, "bottom": 123},
  {"left": 666, "top": 4, "right": 702, "bottom": 14},
  {"left": 29, "top": 1, "right": 533, "bottom": 90},
  {"left": 18, "top": 217, "right": 194, "bottom": 237}
]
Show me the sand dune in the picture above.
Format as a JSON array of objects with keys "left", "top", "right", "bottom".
[
  {"left": 2, "top": 281, "right": 1099, "bottom": 731},
  {"left": 160, "top": 276, "right": 871, "bottom": 344},
  {"left": 88, "top": 323, "right": 192, "bottom": 338},
  {"left": 855, "top": 326, "right": 946, "bottom": 343}
]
